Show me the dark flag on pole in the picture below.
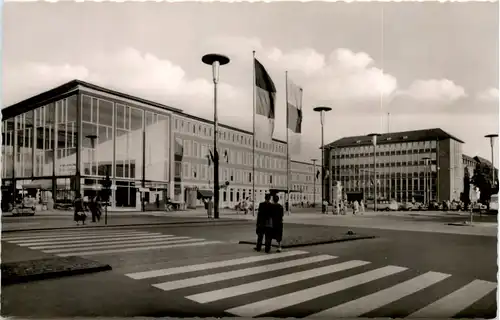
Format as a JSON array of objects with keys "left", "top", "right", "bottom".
[{"left": 254, "top": 58, "right": 276, "bottom": 142}]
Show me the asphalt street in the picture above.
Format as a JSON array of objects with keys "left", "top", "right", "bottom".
[{"left": 1, "top": 217, "right": 497, "bottom": 318}]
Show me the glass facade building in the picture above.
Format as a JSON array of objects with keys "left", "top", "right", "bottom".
[
  {"left": 324, "top": 129, "right": 467, "bottom": 203},
  {"left": 2, "top": 80, "right": 317, "bottom": 211}
]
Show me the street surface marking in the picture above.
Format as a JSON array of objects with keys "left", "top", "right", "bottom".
[
  {"left": 42, "top": 237, "right": 197, "bottom": 253},
  {"left": 29, "top": 235, "right": 180, "bottom": 249},
  {"left": 7, "top": 232, "right": 156, "bottom": 243},
  {"left": 308, "top": 271, "right": 450, "bottom": 318},
  {"left": 2, "top": 230, "right": 150, "bottom": 241},
  {"left": 153, "top": 255, "right": 337, "bottom": 292},
  {"left": 187, "top": 260, "right": 370, "bottom": 304},
  {"left": 226, "top": 265, "right": 407, "bottom": 317},
  {"left": 126, "top": 250, "right": 308, "bottom": 280},
  {"left": 56, "top": 240, "right": 223, "bottom": 256},
  {"left": 1, "top": 229, "right": 150, "bottom": 239},
  {"left": 408, "top": 279, "right": 497, "bottom": 318},
  {"left": 14, "top": 234, "right": 174, "bottom": 246}
]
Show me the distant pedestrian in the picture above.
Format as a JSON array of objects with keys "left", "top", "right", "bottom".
[
  {"left": 255, "top": 193, "right": 273, "bottom": 253},
  {"left": 156, "top": 194, "right": 160, "bottom": 209},
  {"left": 360, "top": 200, "right": 365, "bottom": 214},
  {"left": 205, "top": 198, "right": 213, "bottom": 219},
  {"left": 353, "top": 200, "right": 359, "bottom": 215},
  {"left": 272, "top": 194, "right": 284, "bottom": 253},
  {"left": 73, "top": 194, "right": 86, "bottom": 225}
]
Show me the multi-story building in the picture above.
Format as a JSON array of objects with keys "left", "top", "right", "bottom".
[
  {"left": 1, "top": 80, "right": 316, "bottom": 211},
  {"left": 323, "top": 129, "right": 466, "bottom": 203}
]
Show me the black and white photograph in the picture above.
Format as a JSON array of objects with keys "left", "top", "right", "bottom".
[{"left": 1, "top": 1, "right": 498, "bottom": 318}]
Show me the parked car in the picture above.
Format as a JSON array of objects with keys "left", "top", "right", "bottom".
[
  {"left": 488, "top": 195, "right": 498, "bottom": 214},
  {"left": 401, "top": 202, "right": 414, "bottom": 211}
]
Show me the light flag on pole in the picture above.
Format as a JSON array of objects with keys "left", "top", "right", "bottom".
[
  {"left": 254, "top": 58, "right": 276, "bottom": 144},
  {"left": 286, "top": 78, "right": 303, "bottom": 155}
]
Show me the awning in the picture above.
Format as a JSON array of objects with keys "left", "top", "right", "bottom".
[{"left": 197, "top": 189, "right": 214, "bottom": 199}]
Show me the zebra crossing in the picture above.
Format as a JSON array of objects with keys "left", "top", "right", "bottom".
[
  {"left": 124, "top": 250, "right": 497, "bottom": 318},
  {"left": 1, "top": 229, "right": 223, "bottom": 257}
]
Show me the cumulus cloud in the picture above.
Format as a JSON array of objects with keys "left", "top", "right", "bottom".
[
  {"left": 3, "top": 48, "right": 242, "bottom": 114},
  {"left": 400, "top": 79, "right": 467, "bottom": 103},
  {"left": 476, "top": 87, "right": 499, "bottom": 102}
]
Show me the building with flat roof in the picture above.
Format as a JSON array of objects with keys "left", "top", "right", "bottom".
[
  {"left": 323, "top": 128, "right": 466, "bottom": 203},
  {"left": 1, "top": 80, "right": 316, "bottom": 211}
]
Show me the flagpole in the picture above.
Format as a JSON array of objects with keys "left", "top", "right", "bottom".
[
  {"left": 285, "top": 71, "right": 290, "bottom": 215},
  {"left": 252, "top": 50, "right": 256, "bottom": 216}
]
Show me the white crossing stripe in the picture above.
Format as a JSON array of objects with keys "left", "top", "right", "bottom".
[
  {"left": 7, "top": 232, "right": 159, "bottom": 244},
  {"left": 408, "top": 279, "right": 497, "bottom": 318},
  {"left": 43, "top": 238, "right": 203, "bottom": 253},
  {"left": 29, "top": 235, "right": 181, "bottom": 250},
  {"left": 126, "top": 250, "right": 308, "bottom": 280},
  {"left": 309, "top": 271, "right": 450, "bottom": 318},
  {"left": 226, "top": 265, "right": 407, "bottom": 317},
  {"left": 15, "top": 234, "right": 175, "bottom": 246},
  {"left": 2, "top": 231, "right": 148, "bottom": 241},
  {"left": 187, "top": 260, "right": 370, "bottom": 304},
  {"left": 56, "top": 240, "right": 223, "bottom": 257},
  {"left": 153, "top": 255, "right": 337, "bottom": 292}
]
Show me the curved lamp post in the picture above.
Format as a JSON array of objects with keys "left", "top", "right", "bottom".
[
  {"left": 368, "top": 133, "right": 381, "bottom": 211},
  {"left": 422, "top": 156, "right": 431, "bottom": 204},
  {"left": 311, "top": 158, "right": 318, "bottom": 207},
  {"left": 313, "top": 106, "right": 332, "bottom": 209},
  {"left": 485, "top": 134, "right": 498, "bottom": 187},
  {"left": 202, "top": 53, "right": 230, "bottom": 219}
]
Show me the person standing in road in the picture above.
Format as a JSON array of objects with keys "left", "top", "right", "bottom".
[
  {"left": 255, "top": 193, "right": 273, "bottom": 253},
  {"left": 272, "top": 194, "right": 284, "bottom": 253}
]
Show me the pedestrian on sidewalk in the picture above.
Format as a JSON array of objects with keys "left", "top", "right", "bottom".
[
  {"left": 255, "top": 193, "right": 273, "bottom": 253},
  {"left": 353, "top": 200, "right": 359, "bottom": 215},
  {"left": 73, "top": 194, "right": 86, "bottom": 225},
  {"left": 271, "top": 194, "right": 284, "bottom": 253},
  {"left": 204, "top": 198, "right": 213, "bottom": 219},
  {"left": 360, "top": 200, "right": 365, "bottom": 215}
]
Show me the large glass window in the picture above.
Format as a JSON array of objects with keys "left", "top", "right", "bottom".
[
  {"left": 55, "top": 96, "right": 77, "bottom": 175},
  {"left": 114, "top": 104, "right": 143, "bottom": 180},
  {"left": 81, "top": 95, "right": 114, "bottom": 177},
  {"left": 15, "top": 112, "right": 34, "bottom": 177},
  {"left": 2, "top": 118, "right": 15, "bottom": 178},
  {"left": 145, "top": 112, "right": 170, "bottom": 181},
  {"left": 33, "top": 104, "right": 55, "bottom": 177}
]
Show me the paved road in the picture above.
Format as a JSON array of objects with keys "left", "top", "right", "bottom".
[{"left": 1, "top": 220, "right": 496, "bottom": 318}]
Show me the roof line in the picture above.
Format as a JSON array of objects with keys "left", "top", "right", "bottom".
[{"left": 2, "top": 79, "right": 287, "bottom": 144}]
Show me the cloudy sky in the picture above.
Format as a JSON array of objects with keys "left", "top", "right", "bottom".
[{"left": 3, "top": 2, "right": 499, "bottom": 164}]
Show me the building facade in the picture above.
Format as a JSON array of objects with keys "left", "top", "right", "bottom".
[
  {"left": 324, "top": 129, "right": 466, "bottom": 203},
  {"left": 1, "top": 80, "right": 316, "bottom": 211}
]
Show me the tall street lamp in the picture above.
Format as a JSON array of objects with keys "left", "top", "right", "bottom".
[
  {"left": 368, "top": 133, "right": 381, "bottom": 212},
  {"left": 311, "top": 158, "right": 317, "bottom": 207},
  {"left": 485, "top": 134, "right": 498, "bottom": 187},
  {"left": 422, "top": 157, "right": 431, "bottom": 204},
  {"left": 313, "top": 106, "right": 332, "bottom": 207},
  {"left": 202, "top": 53, "right": 230, "bottom": 219}
]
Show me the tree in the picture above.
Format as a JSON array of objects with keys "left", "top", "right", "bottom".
[
  {"left": 471, "top": 162, "right": 493, "bottom": 205},
  {"left": 461, "top": 167, "right": 471, "bottom": 207}
]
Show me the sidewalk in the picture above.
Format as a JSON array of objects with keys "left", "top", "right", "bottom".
[{"left": 1, "top": 210, "right": 247, "bottom": 233}]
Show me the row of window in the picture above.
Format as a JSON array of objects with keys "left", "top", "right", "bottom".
[
  {"left": 178, "top": 138, "right": 288, "bottom": 170},
  {"left": 331, "top": 140, "right": 438, "bottom": 155},
  {"left": 174, "top": 117, "right": 287, "bottom": 155}
]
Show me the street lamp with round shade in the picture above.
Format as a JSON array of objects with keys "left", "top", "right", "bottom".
[
  {"left": 368, "top": 133, "right": 381, "bottom": 212},
  {"left": 485, "top": 134, "right": 498, "bottom": 186},
  {"left": 313, "top": 106, "right": 332, "bottom": 210},
  {"left": 422, "top": 157, "right": 431, "bottom": 204},
  {"left": 311, "top": 158, "right": 318, "bottom": 207},
  {"left": 202, "top": 53, "right": 230, "bottom": 219}
]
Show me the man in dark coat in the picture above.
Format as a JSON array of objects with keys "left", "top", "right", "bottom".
[
  {"left": 272, "top": 194, "right": 284, "bottom": 253},
  {"left": 255, "top": 193, "right": 273, "bottom": 253}
]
